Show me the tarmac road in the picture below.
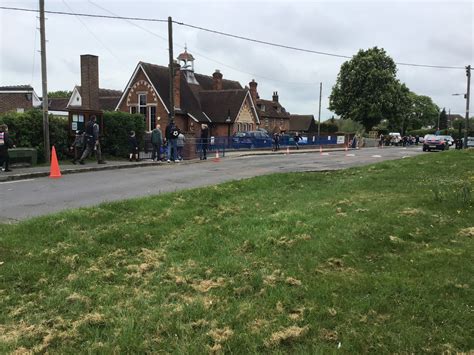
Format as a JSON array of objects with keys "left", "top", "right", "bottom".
[{"left": 0, "top": 147, "right": 423, "bottom": 222}]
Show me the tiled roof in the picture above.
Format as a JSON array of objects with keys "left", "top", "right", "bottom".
[
  {"left": 256, "top": 99, "right": 290, "bottom": 119},
  {"left": 77, "top": 87, "right": 122, "bottom": 98},
  {"left": 0, "top": 85, "right": 34, "bottom": 91},
  {"left": 200, "top": 90, "right": 248, "bottom": 123},
  {"left": 74, "top": 87, "right": 122, "bottom": 111},
  {"left": 290, "top": 114, "right": 315, "bottom": 131},
  {"left": 139, "top": 62, "right": 244, "bottom": 123},
  {"left": 49, "top": 98, "right": 69, "bottom": 111}
]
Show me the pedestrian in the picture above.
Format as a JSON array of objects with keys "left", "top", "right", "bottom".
[
  {"left": 200, "top": 124, "right": 209, "bottom": 160},
  {"left": 273, "top": 132, "right": 280, "bottom": 151},
  {"left": 415, "top": 135, "right": 419, "bottom": 145},
  {"left": 151, "top": 123, "right": 163, "bottom": 162},
  {"left": 176, "top": 130, "right": 185, "bottom": 161},
  {"left": 0, "top": 124, "right": 15, "bottom": 172},
  {"left": 294, "top": 132, "right": 300, "bottom": 150},
  {"left": 165, "top": 121, "right": 179, "bottom": 162},
  {"left": 78, "top": 115, "right": 106, "bottom": 165},
  {"left": 379, "top": 134, "right": 384, "bottom": 147},
  {"left": 70, "top": 130, "right": 85, "bottom": 164},
  {"left": 128, "top": 130, "right": 140, "bottom": 161}
]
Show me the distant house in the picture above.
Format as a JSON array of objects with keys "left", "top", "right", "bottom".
[
  {"left": 447, "top": 113, "right": 464, "bottom": 127},
  {"left": 67, "top": 55, "right": 122, "bottom": 133},
  {"left": 115, "top": 49, "right": 259, "bottom": 137},
  {"left": 248, "top": 81, "right": 290, "bottom": 133},
  {"left": 0, "top": 85, "right": 41, "bottom": 114},
  {"left": 289, "top": 114, "right": 317, "bottom": 134}
]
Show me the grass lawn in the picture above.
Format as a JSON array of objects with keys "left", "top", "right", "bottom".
[{"left": 1, "top": 150, "right": 473, "bottom": 353}]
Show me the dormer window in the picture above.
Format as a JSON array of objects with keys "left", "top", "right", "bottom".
[
  {"left": 276, "top": 107, "right": 281, "bottom": 113},
  {"left": 258, "top": 104, "right": 265, "bottom": 112}
]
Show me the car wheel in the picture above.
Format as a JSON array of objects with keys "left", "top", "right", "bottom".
[{"left": 423, "top": 146, "right": 427, "bottom": 152}]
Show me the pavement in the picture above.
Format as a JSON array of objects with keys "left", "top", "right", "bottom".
[{"left": 0, "top": 145, "right": 353, "bottom": 182}]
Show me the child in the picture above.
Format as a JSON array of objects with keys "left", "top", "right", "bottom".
[
  {"left": 71, "top": 130, "right": 85, "bottom": 164},
  {"left": 128, "top": 131, "right": 139, "bottom": 162},
  {"left": 176, "top": 131, "right": 185, "bottom": 161}
]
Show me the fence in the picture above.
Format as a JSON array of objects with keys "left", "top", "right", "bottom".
[{"left": 139, "top": 134, "right": 349, "bottom": 160}]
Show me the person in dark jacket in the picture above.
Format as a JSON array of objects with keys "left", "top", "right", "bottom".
[
  {"left": 200, "top": 124, "right": 209, "bottom": 160},
  {"left": 165, "top": 121, "right": 179, "bottom": 162},
  {"left": 151, "top": 123, "right": 163, "bottom": 162},
  {"left": 78, "top": 115, "right": 106, "bottom": 164},
  {"left": 128, "top": 130, "right": 140, "bottom": 162},
  {"left": 0, "top": 124, "right": 15, "bottom": 172}
]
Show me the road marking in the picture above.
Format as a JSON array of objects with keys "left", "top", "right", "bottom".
[
  {"left": 345, "top": 154, "right": 355, "bottom": 157},
  {"left": 371, "top": 155, "right": 382, "bottom": 158},
  {"left": 321, "top": 152, "right": 330, "bottom": 156},
  {"left": 0, "top": 179, "right": 35, "bottom": 184}
]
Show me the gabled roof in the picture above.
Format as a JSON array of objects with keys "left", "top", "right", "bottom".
[
  {"left": 76, "top": 87, "right": 122, "bottom": 98},
  {"left": 256, "top": 99, "right": 290, "bottom": 119},
  {"left": 0, "top": 85, "right": 35, "bottom": 92},
  {"left": 290, "top": 114, "right": 316, "bottom": 131},
  {"left": 68, "top": 86, "right": 122, "bottom": 111},
  {"left": 200, "top": 89, "right": 249, "bottom": 123},
  {"left": 49, "top": 98, "right": 69, "bottom": 111},
  {"left": 117, "top": 62, "right": 246, "bottom": 123}
]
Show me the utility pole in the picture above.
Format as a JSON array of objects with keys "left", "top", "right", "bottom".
[
  {"left": 317, "top": 82, "right": 322, "bottom": 143},
  {"left": 168, "top": 16, "right": 175, "bottom": 124},
  {"left": 464, "top": 65, "right": 471, "bottom": 149},
  {"left": 39, "top": 0, "right": 50, "bottom": 163}
]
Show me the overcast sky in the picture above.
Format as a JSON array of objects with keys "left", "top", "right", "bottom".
[{"left": 1, "top": 0, "right": 472, "bottom": 120}]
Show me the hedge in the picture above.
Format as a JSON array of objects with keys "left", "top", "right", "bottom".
[
  {"left": 0, "top": 109, "right": 146, "bottom": 162},
  {"left": 0, "top": 109, "right": 68, "bottom": 163}
]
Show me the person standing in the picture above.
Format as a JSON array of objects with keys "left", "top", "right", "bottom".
[
  {"left": 151, "top": 123, "right": 163, "bottom": 162},
  {"left": 128, "top": 130, "right": 140, "bottom": 161},
  {"left": 200, "top": 124, "right": 209, "bottom": 160},
  {"left": 79, "top": 115, "right": 106, "bottom": 164},
  {"left": 165, "top": 121, "right": 179, "bottom": 162},
  {"left": 71, "top": 130, "right": 85, "bottom": 164},
  {"left": 176, "top": 130, "right": 185, "bottom": 161},
  {"left": 294, "top": 132, "right": 301, "bottom": 150},
  {"left": 0, "top": 124, "right": 15, "bottom": 172}
]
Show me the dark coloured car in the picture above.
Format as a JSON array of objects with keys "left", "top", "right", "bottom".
[
  {"left": 232, "top": 131, "right": 273, "bottom": 149},
  {"left": 422, "top": 134, "right": 449, "bottom": 151}
]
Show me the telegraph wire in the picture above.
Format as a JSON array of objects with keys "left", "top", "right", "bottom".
[
  {"left": 86, "top": 1, "right": 317, "bottom": 86},
  {"left": 0, "top": 5, "right": 468, "bottom": 70}
]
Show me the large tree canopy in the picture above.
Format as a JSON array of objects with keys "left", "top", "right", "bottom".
[{"left": 329, "top": 47, "right": 402, "bottom": 131}]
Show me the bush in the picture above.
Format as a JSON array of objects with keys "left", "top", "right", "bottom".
[
  {"left": 0, "top": 109, "right": 68, "bottom": 163},
  {"left": 101, "top": 111, "right": 146, "bottom": 157}
]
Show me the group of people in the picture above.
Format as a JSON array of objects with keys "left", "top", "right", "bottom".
[
  {"left": 144, "top": 121, "right": 187, "bottom": 163},
  {"left": 378, "top": 134, "right": 420, "bottom": 147},
  {"left": 71, "top": 115, "right": 106, "bottom": 165}
]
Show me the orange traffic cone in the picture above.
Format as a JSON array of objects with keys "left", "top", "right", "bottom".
[
  {"left": 49, "top": 146, "right": 62, "bottom": 178},
  {"left": 213, "top": 150, "right": 220, "bottom": 163}
]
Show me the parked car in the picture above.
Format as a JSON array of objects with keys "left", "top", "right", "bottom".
[
  {"left": 389, "top": 132, "right": 402, "bottom": 145},
  {"left": 422, "top": 134, "right": 449, "bottom": 151},
  {"left": 232, "top": 131, "right": 273, "bottom": 149},
  {"left": 467, "top": 137, "right": 474, "bottom": 148},
  {"left": 438, "top": 135, "right": 454, "bottom": 146}
]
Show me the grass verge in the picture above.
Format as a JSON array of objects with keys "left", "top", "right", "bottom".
[{"left": 1, "top": 150, "right": 473, "bottom": 353}]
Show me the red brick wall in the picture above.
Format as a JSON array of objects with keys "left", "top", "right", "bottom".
[
  {"left": 118, "top": 69, "right": 169, "bottom": 131},
  {"left": 80, "top": 55, "right": 99, "bottom": 111},
  {"left": 0, "top": 93, "right": 33, "bottom": 114}
]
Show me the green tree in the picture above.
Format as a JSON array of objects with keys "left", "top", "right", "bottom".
[
  {"left": 407, "top": 93, "right": 439, "bottom": 130},
  {"left": 439, "top": 108, "right": 448, "bottom": 130},
  {"left": 329, "top": 47, "right": 401, "bottom": 132},
  {"left": 48, "top": 90, "right": 72, "bottom": 98}
]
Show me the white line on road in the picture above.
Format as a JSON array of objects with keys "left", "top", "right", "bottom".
[
  {"left": 371, "top": 155, "right": 382, "bottom": 158},
  {"left": 345, "top": 154, "right": 355, "bottom": 157},
  {"left": 0, "top": 179, "right": 35, "bottom": 184},
  {"left": 321, "top": 153, "right": 330, "bottom": 156}
]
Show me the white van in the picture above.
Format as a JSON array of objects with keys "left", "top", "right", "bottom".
[{"left": 389, "top": 132, "right": 401, "bottom": 145}]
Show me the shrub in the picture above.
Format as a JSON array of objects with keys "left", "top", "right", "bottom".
[
  {"left": 0, "top": 109, "right": 68, "bottom": 163},
  {"left": 101, "top": 111, "right": 146, "bottom": 157}
]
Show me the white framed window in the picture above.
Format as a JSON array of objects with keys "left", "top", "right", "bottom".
[{"left": 138, "top": 93, "right": 147, "bottom": 128}]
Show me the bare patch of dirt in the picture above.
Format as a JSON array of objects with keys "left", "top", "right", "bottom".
[
  {"left": 207, "top": 326, "right": 234, "bottom": 344},
  {"left": 319, "top": 328, "right": 338, "bottom": 342},
  {"left": 399, "top": 208, "right": 424, "bottom": 216},
  {"left": 316, "top": 258, "right": 357, "bottom": 274},
  {"left": 285, "top": 277, "right": 302, "bottom": 286},
  {"left": 191, "top": 278, "right": 225, "bottom": 293},
  {"left": 458, "top": 227, "right": 474, "bottom": 238},
  {"left": 265, "top": 325, "right": 309, "bottom": 347}
]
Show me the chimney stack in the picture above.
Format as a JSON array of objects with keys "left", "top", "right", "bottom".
[
  {"left": 212, "top": 70, "right": 223, "bottom": 90},
  {"left": 173, "top": 61, "right": 181, "bottom": 109},
  {"left": 249, "top": 79, "right": 258, "bottom": 104},
  {"left": 80, "top": 54, "right": 99, "bottom": 111},
  {"left": 272, "top": 91, "right": 279, "bottom": 103}
]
